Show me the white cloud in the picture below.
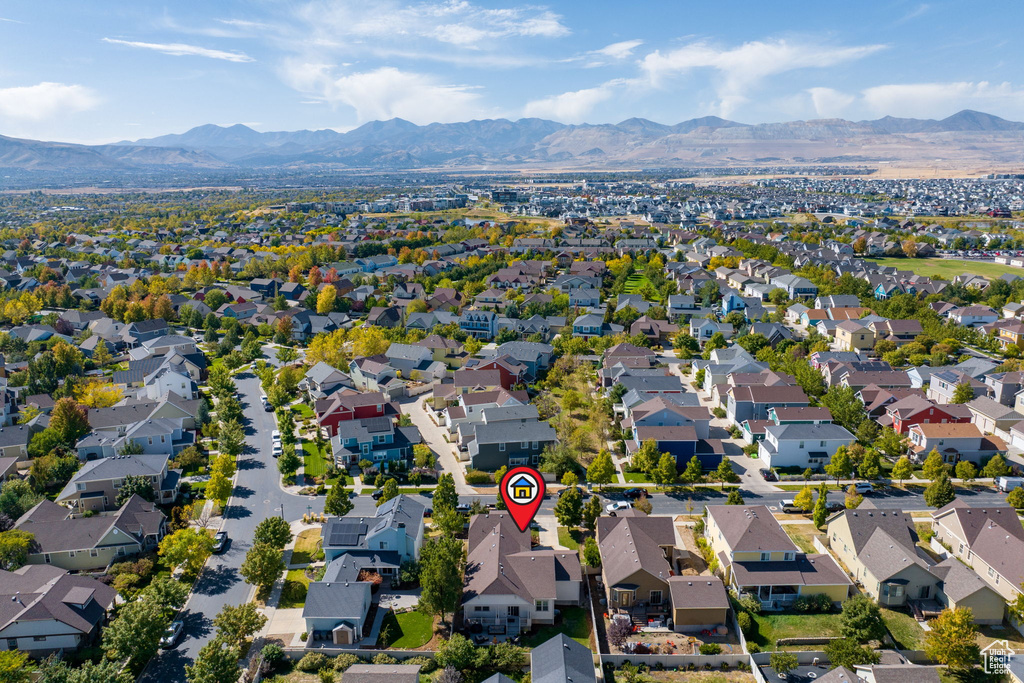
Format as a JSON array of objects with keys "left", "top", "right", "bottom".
[
  {"left": 895, "top": 3, "right": 930, "bottom": 24},
  {"left": 861, "top": 81, "right": 1024, "bottom": 118},
  {"left": 101, "top": 38, "right": 255, "bottom": 62},
  {"left": 807, "top": 87, "right": 856, "bottom": 118},
  {"left": 282, "top": 62, "right": 487, "bottom": 123},
  {"left": 0, "top": 82, "right": 99, "bottom": 120},
  {"left": 639, "top": 39, "right": 885, "bottom": 117},
  {"left": 594, "top": 39, "right": 644, "bottom": 60},
  {"left": 523, "top": 82, "right": 621, "bottom": 123}
]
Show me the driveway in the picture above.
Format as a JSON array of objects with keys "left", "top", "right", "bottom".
[{"left": 401, "top": 394, "right": 473, "bottom": 494}]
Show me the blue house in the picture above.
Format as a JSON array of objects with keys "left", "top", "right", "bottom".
[
  {"left": 329, "top": 417, "right": 421, "bottom": 467},
  {"left": 460, "top": 310, "right": 498, "bottom": 339},
  {"left": 721, "top": 291, "right": 747, "bottom": 313}
]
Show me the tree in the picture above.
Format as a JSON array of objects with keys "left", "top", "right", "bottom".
[
  {"left": 316, "top": 286, "right": 337, "bottom": 314},
  {"left": 435, "top": 633, "right": 477, "bottom": 671},
  {"left": 49, "top": 397, "right": 89, "bottom": 446},
  {"left": 820, "top": 385, "right": 866, "bottom": 433},
  {"left": 840, "top": 594, "right": 886, "bottom": 643},
  {"left": 794, "top": 486, "right": 814, "bottom": 513},
  {"left": 204, "top": 290, "right": 227, "bottom": 311},
  {"left": 825, "top": 446, "right": 852, "bottom": 487},
  {"left": 140, "top": 577, "right": 190, "bottom": 615},
  {"left": 653, "top": 452, "right": 679, "bottom": 488},
  {"left": 845, "top": 484, "right": 864, "bottom": 510},
  {"left": 39, "top": 657, "right": 132, "bottom": 683},
  {"left": 673, "top": 332, "right": 700, "bottom": 359},
  {"left": 113, "top": 474, "right": 155, "bottom": 507},
  {"left": 858, "top": 450, "right": 882, "bottom": 481},
  {"left": 240, "top": 542, "right": 285, "bottom": 593},
  {"left": 213, "top": 602, "right": 267, "bottom": 649},
  {"left": 377, "top": 478, "right": 399, "bottom": 506},
  {"left": 583, "top": 495, "right": 602, "bottom": 531},
  {"left": 891, "top": 456, "right": 914, "bottom": 486},
  {"left": 922, "top": 449, "right": 947, "bottom": 480},
  {"left": 716, "top": 458, "right": 739, "bottom": 488},
  {"left": 253, "top": 516, "right": 293, "bottom": 549},
  {"left": 582, "top": 536, "right": 601, "bottom": 567},
  {"left": 1008, "top": 487, "right": 1024, "bottom": 509},
  {"left": 769, "top": 652, "right": 798, "bottom": 678},
  {"left": 419, "top": 536, "right": 464, "bottom": 626},
  {"left": 586, "top": 449, "right": 615, "bottom": 489},
  {"left": 206, "top": 470, "right": 232, "bottom": 503},
  {"left": 0, "top": 479, "right": 42, "bottom": 520},
  {"left": 824, "top": 638, "right": 881, "bottom": 671},
  {"left": 102, "top": 598, "right": 168, "bottom": 674},
  {"left": 726, "top": 490, "right": 745, "bottom": 505},
  {"left": 925, "top": 471, "right": 956, "bottom": 508},
  {"left": 413, "top": 443, "right": 435, "bottom": 469},
  {"left": 608, "top": 618, "right": 634, "bottom": 650},
  {"left": 924, "top": 608, "right": 979, "bottom": 670},
  {"left": 737, "top": 333, "right": 769, "bottom": 355},
  {"left": 680, "top": 455, "right": 703, "bottom": 484},
  {"left": 74, "top": 380, "right": 124, "bottom": 408},
  {"left": 955, "top": 460, "right": 978, "bottom": 484},
  {"left": 277, "top": 446, "right": 301, "bottom": 478},
  {"left": 433, "top": 473, "right": 458, "bottom": 513},
  {"left": 159, "top": 527, "right": 215, "bottom": 576},
  {"left": 217, "top": 419, "right": 245, "bottom": 457},
  {"left": 631, "top": 439, "right": 660, "bottom": 474},
  {"left": 876, "top": 427, "right": 908, "bottom": 458},
  {"left": 983, "top": 453, "right": 1011, "bottom": 479},
  {"left": 185, "top": 637, "right": 240, "bottom": 683},
  {"left": 432, "top": 507, "right": 465, "bottom": 537},
  {"left": 0, "top": 530, "right": 32, "bottom": 570},
  {"left": 0, "top": 651, "right": 30, "bottom": 683},
  {"left": 952, "top": 382, "right": 975, "bottom": 404},
  {"left": 813, "top": 481, "right": 829, "bottom": 528},
  {"left": 553, "top": 485, "right": 583, "bottom": 527},
  {"left": 325, "top": 482, "right": 353, "bottom": 517}
]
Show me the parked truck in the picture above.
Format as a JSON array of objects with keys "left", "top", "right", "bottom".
[{"left": 996, "top": 476, "right": 1024, "bottom": 492}]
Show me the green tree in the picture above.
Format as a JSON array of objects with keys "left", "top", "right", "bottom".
[
  {"left": 769, "top": 652, "right": 798, "bottom": 677},
  {"left": 951, "top": 381, "right": 975, "bottom": 404},
  {"left": 324, "top": 482, "right": 353, "bottom": 517},
  {"left": 102, "top": 598, "right": 168, "bottom": 674},
  {"left": 253, "top": 516, "right": 293, "bottom": 549},
  {"left": 433, "top": 473, "right": 458, "bottom": 513},
  {"left": 922, "top": 449, "right": 947, "bottom": 480},
  {"left": 377, "top": 478, "right": 399, "bottom": 506},
  {"left": 1008, "top": 487, "right": 1024, "bottom": 509},
  {"left": 587, "top": 449, "right": 615, "bottom": 489},
  {"left": 139, "top": 577, "right": 190, "bottom": 615},
  {"left": 419, "top": 536, "right": 464, "bottom": 626},
  {"left": 983, "top": 454, "right": 1011, "bottom": 479},
  {"left": 726, "top": 490, "right": 745, "bottom": 505},
  {"left": 925, "top": 471, "right": 956, "bottom": 508},
  {"left": 217, "top": 418, "right": 245, "bottom": 457},
  {"left": 582, "top": 536, "right": 602, "bottom": 567},
  {"left": 240, "top": 542, "right": 284, "bottom": 593},
  {"left": 158, "top": 527, "right": 215, "bottom": 576},
  {"left": 673, "top": 332, "right": 700, "bottom": 359},
  {"left": 846, "top": 484, "right": 864, "bottom": 510},
  {"left": 432, "top": 507, "right": 465, "bottom": 537},
  {"left": 435, "top": 632, "right": 476, "bottom": 671},
  {"left": 954, "top": 460, "right": 978, "bottom": 484},
  {"left": 876, "top": 427, "right": 908, "bottom": 458},
  {"left": 924, "top": 608, "right": 979, "bottom": 670},
  {"left": 277, "top": 446, "right": 301, "bottom": 478},
  {"left": 716, "top": 458, "right": 739, "bottom": 489},
  {"left": 39, "top": 657, "right": 131, "bottom": 683},
  {"left": 840, "top": 595, "right": 886, "bottom": 643},
  {"left": 49, "top": 397, "right": 89, "bottom": 446},
  {"left": 213, "top": 603, "right": 267, "bottom": 649},
  {"left": 891, "top": 456, "right": 914, "bottom": 486},
  {"left": 813, "top": 481, "right": 829, "bottom": 528},
  {"left": 0, "top": 479, "right": 42, "bottom": 520},
  {"left": 206, "top": 470, "right": 232, "bottom": 503},
  {"left": 680, "top": 455, "right": 703, "bottom": 484},
  {"left": 858, "top": 450, "right": 881, "bottom": 481},
  {"left": 0, "top": 649, "right": 29, "bottom": 683},
  {"left": 413, "top": 443, "right": 435, "bottom": 469},
  {"left": 0, "top": 530, "right": 34, "bottom": 570},
  {"left": 553, "top": 485, "right": 583, "bottom": 527},
  {"left": 114, "top": 474, "right": 155, "bottom": 506},
  {"left": 793, "top": 486, "right": 814, "bottom": 513},
  {"left": 185, "top": 637, "right": 240, "bottom": 683},
  {"left": 631, "top": 439, "right": 660, "bottom": 475},
  {"left": 825, "top": 446, "right": 853, "bottom": 487},
  {"left": 820, "top": 385, "right": 867, "bottom": 433},
  {"left": 583, "top": 495, "right": 602, "bottom": 531},
  {"left": 824, "top": 638, "right": 881, "bottom": 670},
  {"left": 653, "top": 452, "right": 678, "bottom": 488}
]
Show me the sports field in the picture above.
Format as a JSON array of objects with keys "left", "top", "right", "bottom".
[{"left": 866, "top": 257, "right": 1023, "bottom": 280}]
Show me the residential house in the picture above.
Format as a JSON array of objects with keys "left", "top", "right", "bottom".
[
  {"left": 879, "top": 396, "right": 971, "bottom": 434},
  {"left": 467, "top": 420, "right": 557, "bottom": 471},
  {"left": 932, "top": 500, "right": 1024, "bottom": 603},
  {"left": 329, "top": 417, "right": 421, "bottom": 467},
  {"left": 597, "top": 513, "right": 682, "bottom": 624},
  {"left": 530, "top": 634, "right": 597, "bottom": 683},
  {"left": 984, "top": 371, "right": 1024, "bottom": 407},
  {"left": 56, "top": 453, "right": 180, "bottom": 512},
  {"left": 315, "top": 391, "right": 399, "bottom": 438},
  {"left": 758, "top": 423, "right": 856, "bottom": 470},
  {"left": 322, "top": 494, "right": 425, "bottom": 565},
  {"left": 835, "top": 320, "right": 875, "bottom": 352},
  {"left": 928, "top": 370, "right": 988, "bottom": 405},
  {"left": 727, "top": 385, "right": 809, "bottom": 427},
  {"left": 908, "top": 423, "right": 1005, "bottom": 464},
  {"left": 460, "top": 310, "right": 498, "bottom": 339}
]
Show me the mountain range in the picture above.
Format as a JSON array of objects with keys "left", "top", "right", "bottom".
[{"left": 3, "top": 110, "right": 1024, "bottom": 173}]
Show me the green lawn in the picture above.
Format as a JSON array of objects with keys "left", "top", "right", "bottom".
[
  {"left": 521, "top": 606, "right": 591, "bottom": 649},
  {"left": 866, "top": 257, "right": 1024, "bottom": 281},
  {"left": 302, "top": 442, "right": 331, "bottom": 478},
  {"left": 624, "top": 274, "right": 655, "bottom": 296},
  {"left": 279, "top": 569, "right": 309, "bottom": 609},
  {"left": 879, "top": 607, "right": 925, "bottom": 650},
  {"left": 783, "top": 525, "right": 827, "bottom": 554},
  {"left": 747, "top": 611, "right": 844, "bottom": 650},
  {"left": 291, "top": 404, "right": 315, "bottom": 419},
  {"left": 558, "top": 527, "right": 583, "bottom": 550},
  {"left": 377, "top": 610, "right": 434, "bottom": 649},
  {"left": 623, "top": 471, "right": 653, "bottom": 483},
  {"left": 290, "top": 529, "right": 322, "bottom": 566}
]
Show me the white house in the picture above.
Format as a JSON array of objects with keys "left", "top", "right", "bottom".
[{"left": 758, "top": 423, "right": 855, "bottom": 469}]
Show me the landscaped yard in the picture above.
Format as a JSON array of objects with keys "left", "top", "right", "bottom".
[
  {"left": 866, "top": 256, "right": 1024, "bottom": 281},
  {"left": 880, "top": 607, "right": 925, "bottom": 650},
  {"left": 624, "top": 471, "right": 653, "bottom": 483},
  {"left": 558, "top": 527, "right": 583, "bottom": 550},
  {"left": 624, "top": 273, "right": 655, "bottom": 296},
  {"left": 290, "top": 529, "right": 322, "bottom": 565},
  {"left": 302, "top": 441, "right": 331, "bottom": 478},
  {"left": 279, "top": 569, "right": 309, "bottom": 609},
  {"left": 977, "top": 623, "right": 1024, "bottom": 651},
  {"left": 291, "top": 403, "right": 315, "bottom": 420},
  {"left": 377, "top": 610, "right": 435, "bottom": 649},
  {"left": 521, "top": 606, "right": 592, "bottom": 649},
  {"left": 747, "top": 611, "right": 844, "bottom": 650},
  {"left": 782, "top": 524, "right": 827, "bottom": 554}
]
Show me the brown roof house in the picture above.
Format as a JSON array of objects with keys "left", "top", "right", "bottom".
[
  {"left": 932, "top": 500, "right": 1024, "bottom": 604},
  {"left": 462, "top": 513, "right": 582, "bottom": 635},
  {"left": 705, "top": 505, "right": 851, "bottom": 611}
]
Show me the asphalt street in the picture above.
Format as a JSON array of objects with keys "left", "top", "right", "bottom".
[{"left": 141, "top": 372, "right": 324, "bottom": 683}]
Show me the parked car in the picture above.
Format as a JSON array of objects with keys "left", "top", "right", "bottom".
[
  {"left": 271, "top": 430, "right": 281, "bottom": 442},
  {"left": 271, "top": 443, "right": 282, "bottom": 458},
  {"left": 622, "top": 488, "right": 648, "bottom": 500},
  {"left": 263, "top": 399, "right": 273, "bottom": 412},
  {"left": 852, "top": 482, "right": 873, "bottom": 494},
  {"left": 455, "top": 502, "right": 472, "bottom": 513},
  {"left": 160, "top": 620, "right": 184, "bottom": 649},
  {"left": 371, "top": 489, "right": 383, "bottom": 501},
  {"left": 759, "top": 468, "right": 778, "bottom": 482},
  {"left": 558, "top": 486, "right": 590, "bottom": 499},
  {"left": 825, "top": 502, "right": 845, "bottom": 513},
  {"left": 781, "top": 499, "right": 801, "bottom": 513},
  {"left": 212, "top": 531, "right": 228, "bottom": 554},
  {"left": 606, "top": 501, "right": 632, "bottom": 514}
]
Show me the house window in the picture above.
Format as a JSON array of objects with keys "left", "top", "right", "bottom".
[
  {"left": 90, "top": 549, "right": 98, "bottom": 557},
  {"left": 650, "top": 590, "right": 663, "bottom": 605},
  {"left": 43, "top": 554, "right": 50, "bottom": 564},
  {"left": 379, "top": 541, "right": 389, "bottom": 550},
  {"left": 68, "top": 551, "right": 76, "bottom": 558},
  {"left": 784, "top": 552, "right": 795, "bottom": 561},
  {"left": 535, "top": 600, "right": 549, "bottom": 612},
  {"left": 33, "top": 636, "right": 46, "bottom": 642},
  {"left": 508, "top": 606, "right": 519, "bottom": 617},
  {"left": 6, "top": 640, "right": 15, "bottom": 650},
  {"left": 76, "top": 483, "right": 86, "bottom": 491},
  {"left": 474, "top": 606, "right": 490, "bottom": 612},
  {"left": 117, "top": 547, "right": 126, "bottom": 556},
  {"left": 989, "top": 567, "right": 995, "bottom": 577},
  {"left": 531, "top": 441, "right": 538, "bottom": 450},
  {"left": 760, "top": 552, "right": 770, "bottom": 561},
  {"left": 499, "top": 443, "right": 506, "bottom": 452},
  {"left": 522, "top": 441, "right": 528, "bottom": 448},
  {"left": 958, "top": 543, "right": 964, "bottom": 554},
  {"left": 798, "top": 442, "right": 804, "bottom": 449}
]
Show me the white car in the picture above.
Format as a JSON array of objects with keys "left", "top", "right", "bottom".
[
  {"left": 605, "top": 501, "right": 632, "bottom": 514},
  {"left": 271, "top": 430, "right": 280, "bottom": 442},
  {"left": 271, "top": 443, "right": 283, "bottom": 458}
]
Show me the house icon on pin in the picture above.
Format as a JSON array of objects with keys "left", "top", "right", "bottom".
[{"left": 511, "top": 476, "right": 535, "bottom": 499}]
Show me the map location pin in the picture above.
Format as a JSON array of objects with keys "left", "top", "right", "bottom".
[{"left": 499, "top": 466, "right": 546, "bottom": 533}]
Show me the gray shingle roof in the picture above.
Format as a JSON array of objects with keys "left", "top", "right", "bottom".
[{"left": 531, "top": 634, "right": 596, "bottom": 683}]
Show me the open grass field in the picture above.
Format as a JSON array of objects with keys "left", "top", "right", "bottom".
[
  {"left": 624, "top": 273, "right": 654, "bottom": 295},
  {"left": 747, "top": 611, "right": 843, "bottom": 650},
  {"left": 866, "top": 257, "right": 1024, "bottom": 280},
  {"left": 301, "top": 442, "right": 330, "bottom": 478},
  {"left": 558, "top": 527, "right": 584, "bottom": 550}
]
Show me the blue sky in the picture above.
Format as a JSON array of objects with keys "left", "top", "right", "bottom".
[{"left": 1, "top": 0, "right": 1022, "bottom": 143}]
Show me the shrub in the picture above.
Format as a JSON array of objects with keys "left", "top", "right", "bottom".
[
  {"left": 737, "top": 593, "right": 761, "bottom": 614},
  {"left": 298, "top": 652, "right": 330, "bottom": 672},
  {"left": 404, "top": 656, "right": 436, "bottom": 674},
  {"left": 699, "top": 643, "right": 722, "bottom": 655},
  {"left": 737, "top": 611, "right": 755, "bottom": 637},
  {"left": 372, "top": 653, "right": 398, "bottom": 665},
  {"left": 261, "top": 644, "right": 285, "bottom": 666},
  {"left": 464, "top": 469, "right": 490, "bottom": 485},
  {"left": 332, "top": 654, "right": 360, "bottom": 671},
  {"left": 318, "top": 669, "right": 335, "bottom": 683},
  {"left": 747, "top": 643, "right": 761, "bottom": 654},
  {"left": 712, "top": 407, "right": 726, "bottom": 419}
]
